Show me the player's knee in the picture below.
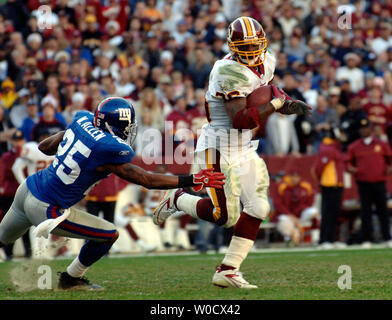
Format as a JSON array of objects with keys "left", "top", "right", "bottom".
[{"left": 244, "top": 199, "right": 270, "bottom": 220}]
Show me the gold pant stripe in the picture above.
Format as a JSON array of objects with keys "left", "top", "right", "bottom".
[{"left": 205, "top": 149, "right": 221, "bottom": 221}]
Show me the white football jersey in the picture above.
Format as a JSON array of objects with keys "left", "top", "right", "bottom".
[
  {"left": 12, "top": 141, "right": 55, "bottom": 184},
  {"left": 195, "top": 51, "right": 276, "bottom": 154}
]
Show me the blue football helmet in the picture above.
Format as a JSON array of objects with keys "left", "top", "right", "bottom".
[{"left": 93, "top": 97, "right": 137, "bottom": 146}]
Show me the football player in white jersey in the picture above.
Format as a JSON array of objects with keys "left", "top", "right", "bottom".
[
  {"left": 153, "top": 16, "right": 311, "bottom": 289},
  {"left": 12, "top": 138, "right": 54, "bottom": 184}
]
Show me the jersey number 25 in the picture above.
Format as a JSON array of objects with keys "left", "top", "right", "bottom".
[{"left": 52, "top": 128, "right": 92, "bottom": 185}]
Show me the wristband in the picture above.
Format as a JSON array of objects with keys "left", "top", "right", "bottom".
[
  {"left": 271, "top": 98, "right": 284, "bottom": 110},
  {"left": 178, "top": 175, "right": 195, "bottom": 188}
]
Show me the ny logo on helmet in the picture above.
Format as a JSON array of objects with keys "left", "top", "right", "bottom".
[{"left": 119, "top": 108, "right": 131, "bottom": 122}]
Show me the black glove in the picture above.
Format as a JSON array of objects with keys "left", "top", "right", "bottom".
[{"left": 277, "top": 100, "right": 312, "bottom": 116}]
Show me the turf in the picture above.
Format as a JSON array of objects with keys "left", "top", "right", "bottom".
[{"left": 0, "top": 248, "right": 391, "bottom": 300}]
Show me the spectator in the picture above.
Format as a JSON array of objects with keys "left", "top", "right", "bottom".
[
  {"left": 0, "top": 41, "right": 21, "bottom": 83},
  {"left": 143, "top": 32, "right": 161, "bottom": 70},
  {"left": 284, "top": 34, "right": 311, "bottom": 63},
  {"left": 173, "top": 19, "right": 193, "bottom": 47},
  {"left": 30, "top": 95, "right": 65, "bottom": 142},
  {"left": 0, "top": 105, "right": 15, "bottom": 156},
  {"left": 278, "top": 2, "right": 298, "bottom": 39},
  {"left": 171, "top": 71, "right": 185, "bottom": 99},
  {"left": 362, "top": 85, "right": 390, "bottom": 141},
  {"left": 0, "top": 77, "right": 18, "bottom": 110},
  {"left": 115, "top": 68, "right": 136, "bottom": 98},
  {"left": 340, "top": 94, "right": 367, "bottom": 150},
  {"left": 265, "top": 113, "right": 299, "bottom": 156},
  {"left": 62, "top": 92, "right": 86, "bottom": 125},
  {"left": 314, "top": 128, "right": 346, "bottom": 249},
  {"left": 43, "top": 74, "right": 66, "bottom": 111},
  {"left": 371, "top": 22, "right": 392, "bottom": 56},
  {"left": 328, "top": 86, "right": 346, "bottom": 117},
  {"left": 185, "top": 88, "right": 208, "bottom": 138},
  {"left": 23, "top": 57, "right": 44, "bottom": 82},
  {"left": 9, "top": 88, "right": 29, "bottom": 128},
  {"left": 19, "top": 100, "right": 38, "bottom": 142},
  {"left": 0, "top": 0, "right": 29, "bottom": 34},
  {"left": 142, "top": 0, "right": 163, "bottom": 24},
  {"left": 301, "top": 76, "right": 318, "bottom": 108},
  {"left": 82, "top": 14, "right": 102, "bottom": 52},
  {"left": 345, "top": 119, "right": 392, "bottom": 248},
  {"left": 311, "top": 95, "right": 340, "bottom": 153},
  {"left": 26, "top": 32, "right": 42, "bottom": 57},
  {"left": 273, "top": 170, "right": 319, "bottom": 246},
  {"left": 186, "top": 48, "right": 211, "bottom": 89},
  {"left": 134, "top": 87, "right": 166, "bottom": 132},
  {"left": 65, "top": 29, "right": 93, "bottom": 67},
  {"left": 160, "top": 50, "right": 174, "bottom": 75},
  {"left": 336, "top": 53, "right": 365, "bottom": 93}
]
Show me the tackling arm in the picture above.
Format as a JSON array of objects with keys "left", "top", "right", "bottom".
[
  {"left": 104, "top": 163, "right": 225, "bottom": 191},
  {"left": 38, "top": 131, "right": 65, "bottom": 156}
]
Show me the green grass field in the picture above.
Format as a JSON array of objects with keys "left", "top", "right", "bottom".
[{"left": 0, "top": 248, "right": 391, "bottom": 300}]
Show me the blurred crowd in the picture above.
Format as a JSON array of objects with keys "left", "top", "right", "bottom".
[
  {"left": 0, "top": 0, "right": 391, "bottom": 157},
  {"left": 1, "top": 0, "right": 392, "bottom": 256}
]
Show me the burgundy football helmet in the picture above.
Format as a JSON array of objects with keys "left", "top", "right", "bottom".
[{"left": 227, "top": 16, "right": 267, "bottom": 67}]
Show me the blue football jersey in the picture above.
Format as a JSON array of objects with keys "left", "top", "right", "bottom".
[{"left": 27, "top": 111, "right": 134, "bottom": 208}]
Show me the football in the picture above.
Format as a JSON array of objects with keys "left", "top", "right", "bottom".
[{"left": 246, "top": 85, "right": 273, "bottom": 109}]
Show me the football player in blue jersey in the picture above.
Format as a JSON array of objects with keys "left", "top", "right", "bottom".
[{"left": 0, "top": 97, "right": 225, "bottom": 290}]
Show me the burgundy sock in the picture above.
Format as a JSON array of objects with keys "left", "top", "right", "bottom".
[
  {"left": 126, "top": 224, "right": 139, "bottom": 241},
  {"left": 233, "top": 212, "right": 262, "bottom": 241},
  {"left": 196, "top": 198, "right": 216, "bottom": 223}
]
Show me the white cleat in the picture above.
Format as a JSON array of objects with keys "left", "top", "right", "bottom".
[
  {"left": 153, "top": 189, "right": 178, "bottom": 225},
  {"left": 212, "top": 267, "right": 258, "bottom": 289}
]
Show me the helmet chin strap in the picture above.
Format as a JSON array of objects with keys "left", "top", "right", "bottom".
[
  {"left": 105, "top": 122, "right": 115, "bottom": 136},
  {"left": 106, "top": 120, "right": 138, "bottom": 147},
  {"left": 129, "top": 121, "right": 138, "bottom": 147}
]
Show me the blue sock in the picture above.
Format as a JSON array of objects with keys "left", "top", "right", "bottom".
[{"left": 78, "top": 240, "right": 112, "bottom": 267}]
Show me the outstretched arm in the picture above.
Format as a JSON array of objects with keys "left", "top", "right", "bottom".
[
  {"left": 104, "top": 163, "right": 225, "bottom": 190},
  {"left": 38, "top": 131, "right": 65, "bottom": 155}
]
